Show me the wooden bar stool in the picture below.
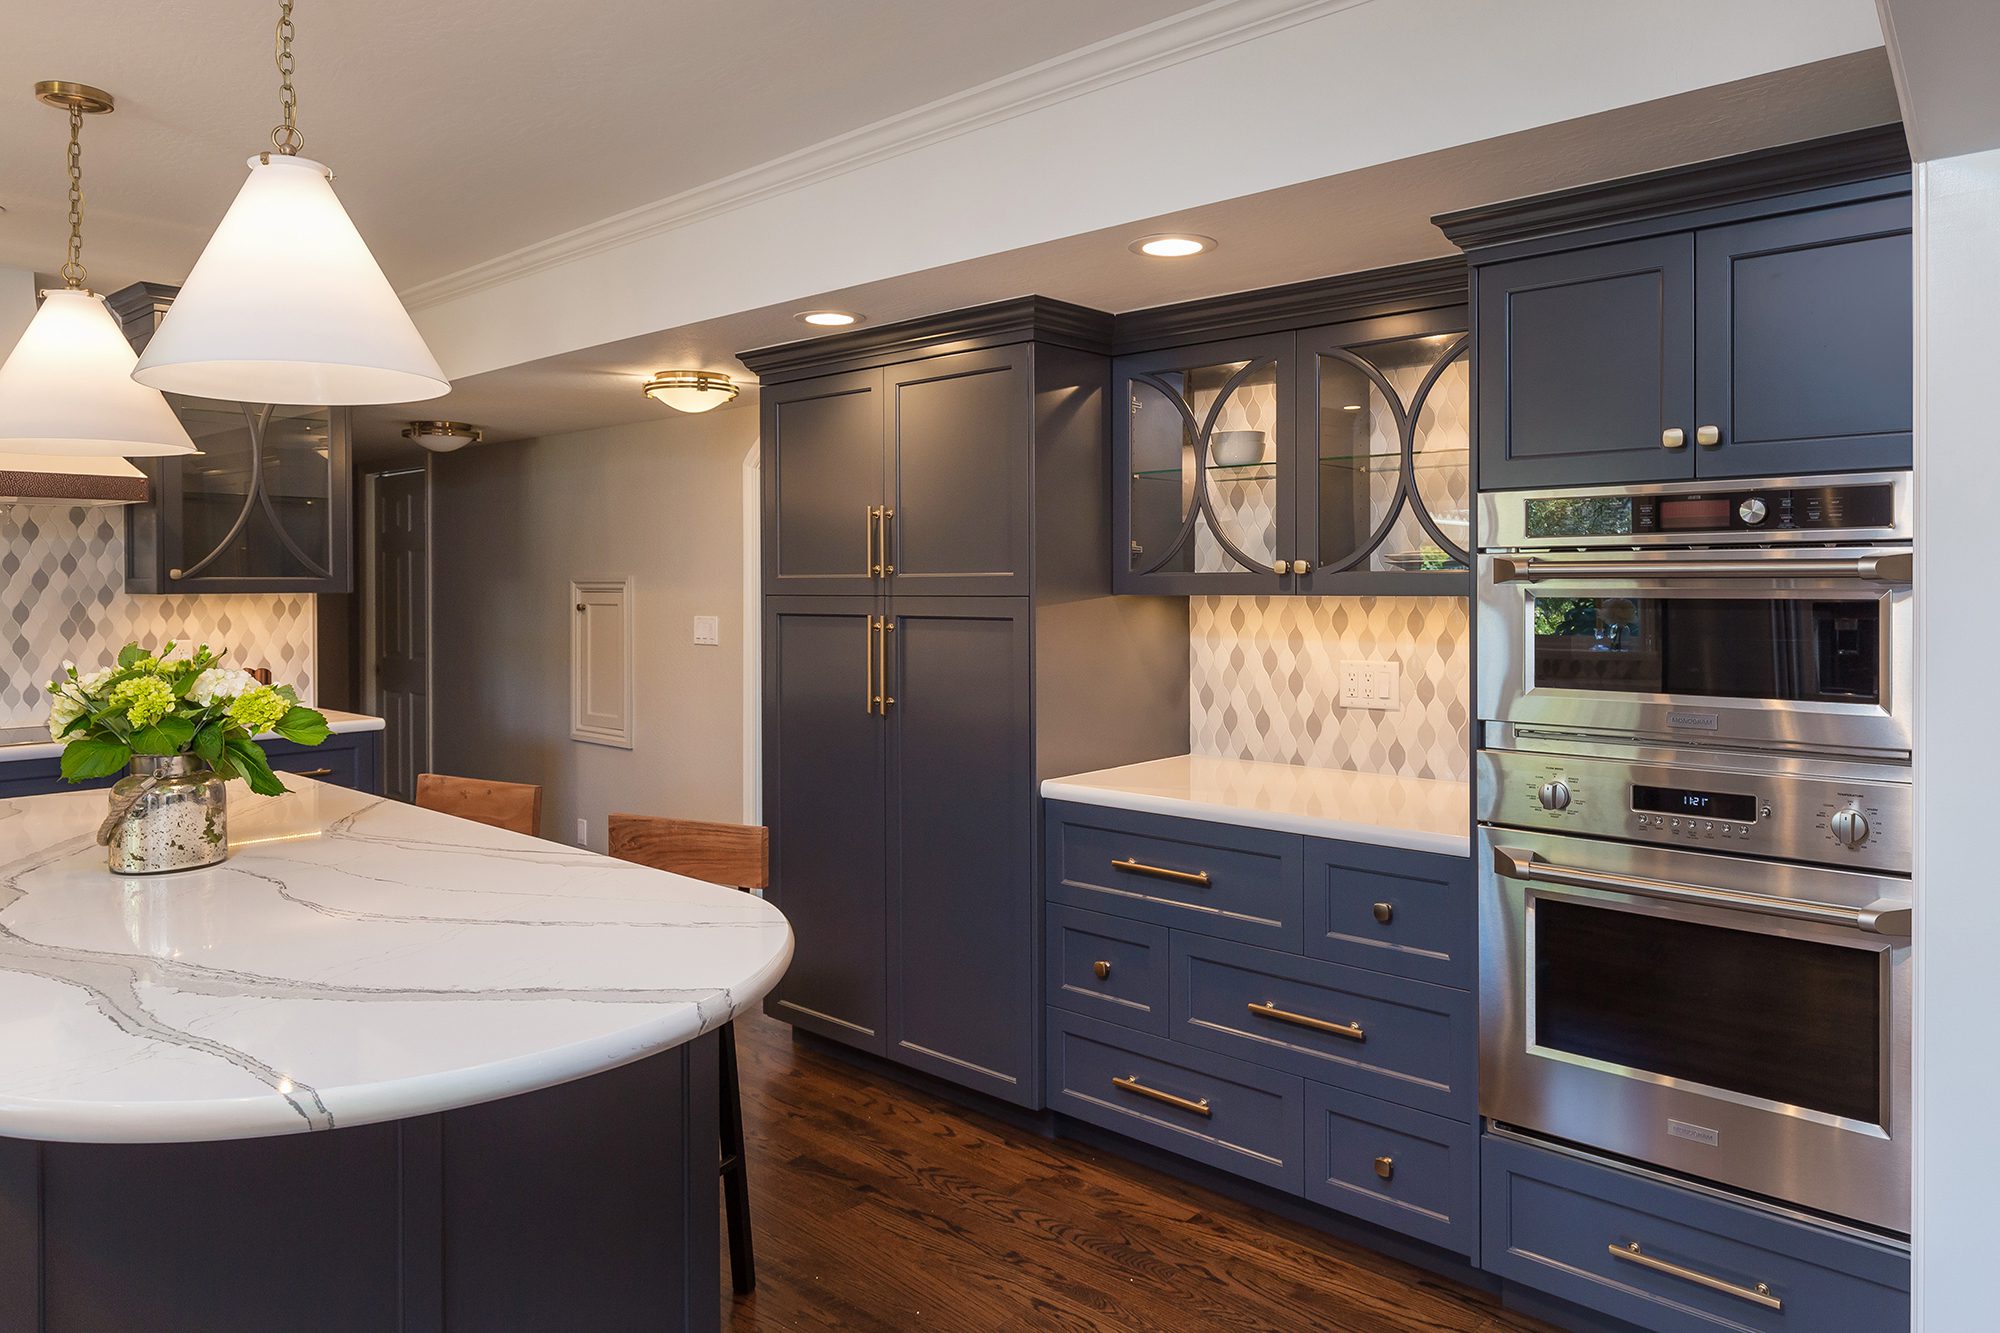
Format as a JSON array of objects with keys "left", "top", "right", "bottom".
[
  {"left": 413, "top": 773, "right": 543, "bottom": 837},
  {"left": 608, "top": 813, "right": 767, "bottom": 1296}
]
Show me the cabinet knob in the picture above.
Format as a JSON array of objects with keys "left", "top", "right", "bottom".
[
  {"left": 1092, "top": 960, "right": 1112, "bottom": 981},
  {"left": 575, "top": 603, "right": 586, "bottom": 612},
  {"left": 169, "top": 568, "right": 186, "bottom": 580},
  {"left": 1271, "top": 560, "right": 1287, "bottom": 576},
  {"left": 1290, "top": 559, "right": 1310, "bottom": 575},
  {"left": 1696, "top": 424, "right": 1722, "bottom": 447},
  {"left": 1371, "top": 901, "right": 1394, "bottom": 925},
  {"left": 1660, "top": 428, "right": 1687, "bottom": 450},
  {"left": 1374, "top": 1155, "right": 1395, "bottom": 1180}
]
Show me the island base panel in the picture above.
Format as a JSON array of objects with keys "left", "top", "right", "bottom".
[{"left": 1, "top": 1034, "right": 721, "bottom": 1333}]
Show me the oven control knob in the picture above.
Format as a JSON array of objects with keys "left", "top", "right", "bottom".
[
  {"left": 1830, "top": 807, "right": 1872, "bottom": 849},
  {"left": 1738, "top": 497, "right": 1768, "bottom": 525},
  {"left": 1537, "top": 780, "right": 1572, "bottom": 812}
]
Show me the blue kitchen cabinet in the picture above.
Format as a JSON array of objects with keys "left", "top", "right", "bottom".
[{"left": 0, "top": 729, "right": 381, "bottom": 801}]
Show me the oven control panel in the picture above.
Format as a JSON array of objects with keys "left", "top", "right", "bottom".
[{"left": 1477, "top": 749, "right": 1911, "bottom": 874}]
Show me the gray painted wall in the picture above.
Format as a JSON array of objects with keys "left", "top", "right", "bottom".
[{"left": 430, "top": 405, "right": 756, "bottom": 849}]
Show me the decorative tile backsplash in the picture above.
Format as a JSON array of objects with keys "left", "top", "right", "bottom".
[
  {"left": 0, "top": 505, "right": 315, "bottom": 725},
  {"left": 1190, "top": 595, "right": 1470, "bottom": 782}
]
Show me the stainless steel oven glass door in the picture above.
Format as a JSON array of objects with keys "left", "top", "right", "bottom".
[
  {"left": 1479, "top": 826, "right": 1911, "bottom": 1232},
  {"left": 1476, "top": 547, "right": 1913, "bottom": 757}
]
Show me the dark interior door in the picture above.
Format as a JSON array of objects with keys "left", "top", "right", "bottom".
[
  {"left": 886, "top": 346, "right": 1032, "bottom": 595},
  {"left": 763, "top": 597, "right": 888, "bottom": 1050},
  {"left": 885, "top": 597, "right": 1035, "bottom": 1104},
  {"left": 1694, "top": 194, "right": 1913, "bottom": 479},
  {"left": 764, "top": 369, "right": 885, "bottom": 596},
  {"left": 1477, "top": 235, "right": 1696, "bottom": 490},
  {"left": 373, "top": 467, "right": 429, "bottom": 802}
]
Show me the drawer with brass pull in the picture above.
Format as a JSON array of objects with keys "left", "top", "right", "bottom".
[
  {"left": 1304, "top": 1080, "right": 1478, "bottom": 1258},
  {"left": 1046, "top": 905, "right": 1170, "bottom": 1037},
  {"left": 1046, "top": 801, "right": 1302, "bottom": 950},
  {"left": 1300, "top": 836, "right": 1475, "bottom": 989},
  {"left": 1171, "top": 933, "right": 1474, "bottom": 1120},
  {"left": 1482, "top": 1132, "right": 1909, "bottom": 1331},
  {"left": 1046, "top": 1009, "right": 1304, "bottom": 1195}
]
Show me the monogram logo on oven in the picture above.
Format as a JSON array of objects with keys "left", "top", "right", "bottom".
[
  {"left": 1667, "top": 711, "right": 1720, "bottom": 731},
  {"left": 1668, "top": 1119, "right": 1721, "bottom": 1147}
]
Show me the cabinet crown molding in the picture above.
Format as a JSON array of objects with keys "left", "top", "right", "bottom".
[
  {"left": 1111, "top": 255, "right": 1467, "bottom": 355},
  {"left": 1432, "top": 124, "right": 1910, "bottom": 253},
  {"left": 739, "top": 296, "right": 1113, "bottom": 383}
]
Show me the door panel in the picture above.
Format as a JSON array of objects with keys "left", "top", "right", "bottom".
[
  {"left": 763, "top": 370, "right": 885, "bottom": 595},
  {"left": 763, "top": 598, "right": 887, "bottom": 1050},
  {"left": 885, "top": 597, "right": 1035, "bottom": 1103},
  {"left": 888, "top": 347, "right": 1031, "bottom": 595},
  {"left": 1695, "top": 196, "right": 1913, "bottom": 478},
  {"left": 1477, "top": 235, "right": 1696, "bottom": 490},
  {"left": 373, "top": 468, "right": 429, "bottom": 802}
]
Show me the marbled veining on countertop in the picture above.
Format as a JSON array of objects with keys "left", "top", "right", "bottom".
[{"left": 0, "top": 781, "right": 792, "bottom": 1145}]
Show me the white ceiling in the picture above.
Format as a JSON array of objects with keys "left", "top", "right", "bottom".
[
  {"left": 0, "top": 0, "right": 1209, "bottom": 292},
  {"left": 352, "top": 49, "right": 1900, "bottom": 458}
]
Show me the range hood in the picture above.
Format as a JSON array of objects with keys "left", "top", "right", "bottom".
[{"left": 0, "top": 451, "right": 147, "bottom": 505}]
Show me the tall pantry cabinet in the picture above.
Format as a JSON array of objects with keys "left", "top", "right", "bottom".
[{"left": 742, "top": 300, "right": 1188, "bottom": 1107}]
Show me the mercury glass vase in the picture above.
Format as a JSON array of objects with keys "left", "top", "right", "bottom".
[{"left": 106, "top": 754, "right": 229, "bottom": 875}]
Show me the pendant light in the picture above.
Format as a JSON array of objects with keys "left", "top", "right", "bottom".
[
  {"left": 131, "top": 1, "right": 448, "bottom": 406},
  {"left": 0, "top": 82, "right": 195, "bottom": 458}
]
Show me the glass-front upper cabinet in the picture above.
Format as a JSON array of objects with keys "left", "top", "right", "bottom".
[
  {"left": 1295, "top": 311, "right": 1470, "bottom": 592},
  {"left": 1115, "top": 333, "right": 1295, "bottom": 594}
]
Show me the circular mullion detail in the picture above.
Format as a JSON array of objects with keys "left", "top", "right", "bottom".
[
  {"left": 1402, "top": 336, "right": 1472, "bottom": 565},
  {"left": 1306, "top": 348, "right": 1411, "bottom": 575},
  {"left": 1190, "top": 357, "right": 1284, "bottom": 577},
  {"left": 1127, "top": 371, "right": 1208, "bottom": 577}
]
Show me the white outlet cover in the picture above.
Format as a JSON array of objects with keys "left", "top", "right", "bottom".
[
  {"left": 575, "top": 817, "right": 589, "bottom": 846},
  {"left": 693, "top": 615, "right": 720, "bottom": 646},
  {"left": 1339, "top": 659, "right": 1401, "bottom": 710}
]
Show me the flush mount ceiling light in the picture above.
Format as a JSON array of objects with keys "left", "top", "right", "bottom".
[
  {"left": 796, "top": 310, "right": 862, "bottom": 327},
  {"left": 0, "top": 82, "right": 195, "bottom": 458},
  {"left": 402, "top": 420, "right": 483, "bottom": 452},
  {"left": 643, "top": 370, "right": 739, "bottom": 414},
  {"left": 131, "top": 1, "right": 448, "bottom": 406},
  {"left": 1129, "top": 233, "right": 1216, "bottom": 258}
]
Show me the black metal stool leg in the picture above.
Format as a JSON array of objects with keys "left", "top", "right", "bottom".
[{"left": 718, "top": 1021, "right": 755, "bottom": 1295}]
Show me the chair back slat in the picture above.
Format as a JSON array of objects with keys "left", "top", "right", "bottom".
[
  {"left": 609, "top": 814, "right": 769, "bottom": 891},
  {"left": 414, "top": 773, "right": 543, "bottom": 838}
]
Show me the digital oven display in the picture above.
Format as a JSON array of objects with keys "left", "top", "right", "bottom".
[
  {"left": 1658, "top": 497, "right": 1732, "bottom": 530},
  {"left": 1631, "top": 784, "right": 1758, "bottom": 823}
]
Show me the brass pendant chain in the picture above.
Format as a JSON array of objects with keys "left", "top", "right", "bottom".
[
  {"left": 60, "top": 105, "right": 86, "bottom": 291},
  {"left": 271, "top": 0, "right": 303, "bottom": 155}
]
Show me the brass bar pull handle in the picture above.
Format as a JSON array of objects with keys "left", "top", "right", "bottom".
[
  {"left": 1491, "top": 553, "right": 1913, "bottom": 584},
  {"left": 1110, "top": 857, "right": 1211, "bottom": 887},
  {"left": 867, "top": 506, "right": 886, "bottom": 578},
  {"left": 878, "top": 619, "right": 895, "bottom": 712},
  {"left": 1609, "top": 1242, "right": 1781, "bottom": 1312},
  {"left": 880, "top": 507, "right": 894, "bottom": 575},
  {"left": 1492, "top": 846, "right": 1911, "bottom": 937},
  {"left": 292, "top": 768, "right": 335, "bottom": 779},
  {"left": 865, "top": 615, "right": 878, "bottom": 714},
  {"left": 1247, "top": 1000, "right": 1365, "bottom": 1042},
  {"left": 1111, "top": 1075, "right": 1211, "bottom": 1118}
]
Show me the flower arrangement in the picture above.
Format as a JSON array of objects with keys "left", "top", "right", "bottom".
[{"left": 46, "top": 641, "right": 330, "bottom": 795}]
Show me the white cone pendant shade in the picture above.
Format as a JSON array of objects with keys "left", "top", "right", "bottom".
[
  {"left": 0, "top": 289, "right": 196, "bottom": 456},
  {"left": 132, "top": 155, "right": 448, "bottom": 405}
]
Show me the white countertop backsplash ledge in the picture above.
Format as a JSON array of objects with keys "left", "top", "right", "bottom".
[{"left": 1042, "top": 754, "right": 1470, "bottom": 856}]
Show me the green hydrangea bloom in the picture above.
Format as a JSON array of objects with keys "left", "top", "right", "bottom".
[
  {"left": 109, "top": 675, "right": 174, "bottom": 729},
  {"left": 226, "top": 685, "right": 290, "bottom": 736}
]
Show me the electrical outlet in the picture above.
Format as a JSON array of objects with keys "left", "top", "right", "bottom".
[
  {"left": 575, "top": 817, "right": 589, "bottom": 847},
  {"left": 693, "top": 615, "right": 720, "bottom": 646},
  {"left": 1339, "top": 659, "right": 1402, "bottom": 710}
]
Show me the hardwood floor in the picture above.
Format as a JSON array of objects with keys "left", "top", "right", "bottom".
[{"left": 721, "top": 1010, "right": 1560, "bottom": 1332}]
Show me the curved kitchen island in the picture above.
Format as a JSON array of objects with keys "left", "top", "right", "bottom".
[{"left": 0, "top": 781, "right": 792, "bottom": 1332}]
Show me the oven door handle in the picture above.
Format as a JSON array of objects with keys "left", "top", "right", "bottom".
[
  {"left": 1489, "top": 553, "right": 1912, "bottom": 584},
  {"left": 1491, "top": 846, "right": 1911, "bottom": 937}
]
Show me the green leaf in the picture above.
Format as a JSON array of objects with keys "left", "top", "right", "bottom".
[
  {"left": 208, "top": 750, "right": 241, "bottom": 782},
  {"left": 192, "top": 723, "right": 224, "bottom": 764},
  {"left": 129, "top": 715, "right": 198, "bottom": 755},
  {"left": 116, "top": 644, "right": 146, "bottom": 669},
  {"left": 225, "top": 736, "right": 288, "bottom": 797},
  {"left": 273, "top": 706, "right": 331, "bottom": 747},
  {"left": 61, "top": 737, "right": 131, "bottom": 782}
]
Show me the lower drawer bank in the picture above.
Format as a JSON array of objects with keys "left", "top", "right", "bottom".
[{"left": 1483, "top": 1133, "right": 1909, "bottom": 1332}]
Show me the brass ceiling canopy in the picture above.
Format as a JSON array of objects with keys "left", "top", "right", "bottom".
[{"left": 34, "top": 81, "right": 114, "bottom": 115}]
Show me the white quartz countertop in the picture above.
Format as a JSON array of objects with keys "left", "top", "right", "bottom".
[
  {"left": 0, "top": 781, "right": 792, "bottom": 1145},
  {"left": 0, "top": 708, "right": 385, "bottom": 761},
  {"left": 1042, "top": 754, "right": 1470, "bottom": 857}
]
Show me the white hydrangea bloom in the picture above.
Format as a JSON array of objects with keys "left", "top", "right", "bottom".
[
  {"left": 187, "top": 667, "right": 259, "bottom": 707},
  {"left": 75, "top": 667, "right": 115, "bottom": 698},
  {"left": 47, "top": 691, "right": 86, "bottom": 740}
]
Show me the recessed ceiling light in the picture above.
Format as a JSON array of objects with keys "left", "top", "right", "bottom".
[
  {"left": 796, "top": 310, "right": 862, "bottom": 327},
  {"left": 1130, "top": 233, "right": 1216, "bottom": 258}
]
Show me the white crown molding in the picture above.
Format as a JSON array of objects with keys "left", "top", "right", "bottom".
[{"left": 399, "top": 0, "right": 1374, "bottom": 310}]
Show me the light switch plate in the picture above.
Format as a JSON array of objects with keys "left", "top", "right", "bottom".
[
  {"left": 1339, "top": 659, "right": 1402, "bottom": 710},
  {"left": 693, "top": 615, "right": 720, "bottom": 646}
]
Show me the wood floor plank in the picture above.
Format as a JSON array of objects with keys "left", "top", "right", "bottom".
[{"left": 723, "top": 1011, "right": 1560, "bottom": 1332}]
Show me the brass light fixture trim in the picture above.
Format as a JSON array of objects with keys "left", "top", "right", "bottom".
[
  {"left": 35, "top": 81, "right": 115, "bottom": 115},
  {"left": 402, "top": 420, "right": 483, "bottom": 443},
  {"left": 642, "top": 370, "right": 740, "bottom": 410}
]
